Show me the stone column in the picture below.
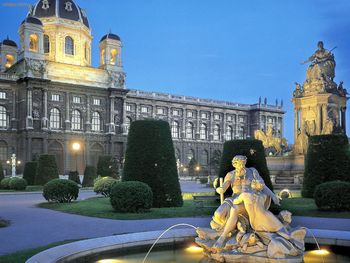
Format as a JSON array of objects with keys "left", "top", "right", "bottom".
[
  {"left": 181, "top": 110, "right": 186, "bottom": 139},
  {"left": 41, "top": 89, "right": 48, "bottom": 130},
  {"left": 222, "top": 113, "right": 227, "bottom": 141},
  {"left": 65, "top": 92, "right": 71, "bottom": 131},
  {"left": 108, "top": 95, "right": 115, "bottom": 134},
  {"left": 195, "top": 109, "right": 200, "bottom": 139},
  {"left": 209, "top": 111, "right": 213, "bottom": 141},
  {"left": 85, "top": 95, "right": 91, "bottom": 132},
  {"left": 11, "top": 89, "right": 17, "bottom": 131},
  {"left": 121, "top": 99, "right": 127, "bottom": 134},
  {"left": 26, "top": 87, "right": 33, "bottom": 129},
  {"left": 341, "top": 107, "right": 346, "bottom": 131}
]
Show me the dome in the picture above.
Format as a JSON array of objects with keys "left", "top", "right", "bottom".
[
  {"left": 29, "top": 0, "right": 90, "bottom": 29},
  {"left": 100, "top": 33, "right": 121, "bottom": 42},
  {"left": 2, "top": 38, "right": 17, "bottom": 47},
  {"left": 21, "top": 16, "right": 43, "bottom": 26}
]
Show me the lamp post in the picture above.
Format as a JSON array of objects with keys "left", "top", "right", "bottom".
[
  {"left": 7, "top": 154, "right": 21, "bottom": 177},
  {"left": 72, "top": 142, "right": 81, "bottom": 173}
]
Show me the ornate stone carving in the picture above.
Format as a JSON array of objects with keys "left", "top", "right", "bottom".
[
  {"left": 254, "top": 124, "right": 288, "bottom": 155},
  {"left": 107, "top": 71, "right": 125, "bottom": 88},
  {"left": 24, "top": 59, "right": 48, "bottom": 78}
]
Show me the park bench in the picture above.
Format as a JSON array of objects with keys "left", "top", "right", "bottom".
[{"left": 193, "top": 195, "right": 219, "bottom": 209}]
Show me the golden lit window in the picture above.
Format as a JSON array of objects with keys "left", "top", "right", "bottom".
[
  {"left": 110, "top": 49, "right": 117, "bottom": 65},
  {"left": 29, "top": 34, "right": 39, "bottom": 52},
  {"left": 101, "top": 49, "right": 105, "bottom": 65},
  {"left": 5, "top": 54, "right": 14, "bottom": 68}
]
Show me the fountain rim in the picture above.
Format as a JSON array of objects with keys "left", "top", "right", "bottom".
[{"left": 25, "top": 228, "right": 350, "bottom": 263}]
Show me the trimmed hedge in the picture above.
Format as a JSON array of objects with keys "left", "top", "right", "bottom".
[
  {"left": 43, "top": 179, "right": 79, "bottom": 203},
  {"left": 93, "top": 176, "right": 117, "bottom": 197},
  {"left": 35, "top": 155, "right": 59, "bottom": 185},
  {"left": 0, "top": 177, "right": 12, "bottom": 189},
  {"left": 110, "top": 181, "right": 153, "bottom": 213},
  {"left": 302, "top": 134, "right": 350, "bottom": 198},
  {"left": 314, "top": 181, "right": 350, "bottom": 211},
  {"left": 68, "top": 171, "right": 81, "bottom": 185},
  {"left": 0, "top": 163, "right": 4, "bottom": 182},
  {"left": 8, "top": 177, "right": 27, "bottom": 190},
  {"left": 123, "top": 120, "right": 183, "bottom": 208},
  {"left": 218, "top": 139, "right": 273, "bottom": 192},
  {"left": 97, "top": 156, "right": 118, "bottom": 178},
  {"left": 82, "top": 166, "right": 97, "bottom": 187},
  {"left": 23, "top": 162, "right": 37, "bottom": 185}
]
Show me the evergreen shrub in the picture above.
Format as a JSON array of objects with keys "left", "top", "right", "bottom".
[
  {"left": 110, "top": 181, "right": 153, "bottom": 213},
  {"left": 82, "top": 166, "right": 97, "bottom": 187},
  {"left": 93, "top": 176, "right": 117, "bottom": 197},
  {"left": 0, "top": 177, "right": 11, "bottom": 189},
  {"left": 35, "top": 155, "right": 59, "bottom": 185},
  {"left": 123, "top": 120, "right": 183, "bottom": 207},
  {"left": 218, "top": 139, "right": 273, "bottom": 193},
  {"left": 8, "top": 177, "right": 27, "bottom": 190},
  {"left": 43, "top": 179, "right": 79, "bottom": 203},
  {"left": 23, "top": 162, "right": 37, "bottom": 185},
  {"left": 97, "top": 156, "right": 118, "bottom": 178},
  {"left": 314, "top": 181, "right": 350, "bottom": 211},
  {"left": 302, "top": 134, "right": 350, "bottom": 197},
  {"left": 68, "top": 171, "right": 81, "bottom": 185},
  {"left": 0, "top": 163, "right": 4, "bottom": 182}
]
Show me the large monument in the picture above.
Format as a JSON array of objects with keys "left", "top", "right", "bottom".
[{"left": 292, "top": 41, "right": 347, "bottom": 154}]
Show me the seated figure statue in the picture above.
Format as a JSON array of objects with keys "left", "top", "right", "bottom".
[
  {"left": 209, "top": 155, "right": 286, "bottom": 247},
  {"left": 196, "top": 155, "right": 306, "bottom": 262}
]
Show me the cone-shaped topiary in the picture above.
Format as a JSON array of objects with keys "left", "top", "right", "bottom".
[
  {"left": 35, "top": 155, "right": 59, "bottom": 185},
  {"left": 82, "top": 166, "right": 97, "bottom": 187},
  {"left": 218, "top": 139, "right": 273, "bottom": 193},
  {"left": 0, "top": 163, "right": 4, "bottom": 182},
  {"left": 68, "top": 171, "right": 81, "bottom": 185},
  {"left": 302, "top": 134, "right": 350, "bottom": 198},
  {"left": 97, "top": 155, "right": 118, "bottom": 178},
  {"left": 23, "top": 162, "right": 37, "bottom": 185},
  {"left": 123, "top": 120, "right": 183, "bottom": 207}
]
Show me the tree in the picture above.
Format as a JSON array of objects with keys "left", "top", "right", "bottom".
[
  {"left": 210, "top": 149, "right": 222, "bottom": 176},
  {"left": 302, "top": 134, "right": 350, "bottom": 198},
  {"left": 82, "top": 166, "right": 97, "bottom": 187},
  {"left": 0, "top": 162, "right": 4, "bottom": 182},
  {"left": 97, "top": 155, "right": 118, "bottom": 179},
  {"left": 218, "top": 139, "right": 273, "bottom": 192},
  {"left": 35, "top": 155, "right": 59, "bottom": 185},
  {"left": 123, "top": 120, "right": 183, "bottom": 207},
  {"left": 23, "top": 162, "right": 37, "bottom": 185}
]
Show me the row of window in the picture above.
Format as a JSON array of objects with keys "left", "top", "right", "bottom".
[
  {"left": 50, "top": 94, "right": 101, "bottom": 106},
  {"left": 49, "top": 108, "right": 102, "bottom": 131}
]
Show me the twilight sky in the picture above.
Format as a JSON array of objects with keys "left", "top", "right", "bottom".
[{"left": 1, "top": 0, "right": 350, "bottom": 142}]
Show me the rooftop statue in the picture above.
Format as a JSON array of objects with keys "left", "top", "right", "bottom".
[{"left": 196, "top": 155, "right": 306, "bottom": 262}]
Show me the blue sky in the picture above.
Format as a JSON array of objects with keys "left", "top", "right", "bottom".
[{"left": 1, "top": 0, "right": 349, "bottom": 142}]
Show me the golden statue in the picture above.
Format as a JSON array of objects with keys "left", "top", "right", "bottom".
[
  {"left": 254, "top": 124, "right": 288, "bottom": 155},
  {"left": 196, "top": 155, "right": 306, "bottom": 262}
]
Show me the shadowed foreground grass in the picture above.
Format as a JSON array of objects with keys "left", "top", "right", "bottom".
[
  {"left": 38, "top": 196, "right": 217, "bottom": 220},
  {"left": 0, "top": 240, "right": 79, "bottom": 263}
]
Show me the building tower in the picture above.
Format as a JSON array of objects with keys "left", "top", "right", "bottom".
[
  {"left": 0, "top": 38, "right": 18, "bottom": 72},
  {"left": 292, "top": 41, "right": 347, "bottom": 155}
]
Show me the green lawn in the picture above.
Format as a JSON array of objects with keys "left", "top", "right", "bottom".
[
  {"left": 0, "top": 240, "right": 79, "bottom": 263},
  {"left": 38, "top": 196, "right": 217, "bottom": 220},
  {"left": 280, "top": 198, "right": 350, "bottom": 218},
  {"left": 0, "top": 185, "right": 43, "bottom": 192}
]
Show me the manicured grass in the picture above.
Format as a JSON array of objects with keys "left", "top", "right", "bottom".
[
  {"left": 38, "top": 196, "right": 217, "bottom": 220},
  {"left": 280, "top": 197, "right": 350, "bottom": 218},
  {"left": 0, "top": 240, "right": 78, "bottom": 263}
]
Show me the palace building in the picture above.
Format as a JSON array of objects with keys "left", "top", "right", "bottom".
[{"left": 0, "top": 0, "right": 284, "bottom": 176}]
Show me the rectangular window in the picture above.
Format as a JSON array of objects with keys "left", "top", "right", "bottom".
[
  {"left": 51, "top": 94, "right": 60, "bottom": 101},
  {"left": 201, "top": 112, "right": 208, "bottom": 119},
  {"left": 73, "top": 96, "right": 81, "bottom": 104},
  {"left": 93, "top": 98, "right": 101, "bottom": 106},
  {"left": 173, "top": 109, "right": 179, "bottom": 116},
  {"left": 141, "top": 106, "right": 148, "bottom": 113},
  {"left": 187, "top": 111, "right": 193, "bottom": 118},
  {"left": 0, "top": 92, "right": 6, "bottom": 99},
  {"left": 214, "top": 114, "right": 221, "bottom": 120},
  {"left": 126, "top": 104, "right": 131, "bottom": 111},
  {"left": 157, "top": 108, "right": 165, "bottom": 115},
  {"left": 227, "top": 115, "right": 232, "bottom": 121}
]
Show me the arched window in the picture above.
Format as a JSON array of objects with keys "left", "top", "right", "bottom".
[
  {"left": 49, "top": 108, "right": 60, "bottom": 129},
  {"left": 110, "top": 48, "right": 117, "bottom": 65},
  {"left": 0, "top": 140, "right": 7, "bottom": 163},
  {"left": 238, "top": 126, "right": 245, "bottom": 139},
  {"left": 29, "top": 34, "right": 38, "bottom": 52},
  {"left": 213, "top": 124, "right": 221, "bottom": 141},
  {"left": 44, "top": 34, "right": 50, "bottom": 53},
  {"left": 84, "top": 42, "right": 89, "bottom": 61},
  {"left": 91, "top": 112, "right": 101, "bottom": 132},
  {"left": 171, "top": 120, "right": 179, "bottom": 138},
  {"left": 5, "top": 54, "right": 14, "bottom": 68},
  {"left": 226, "top": 126, "right": 233, "bottom": 141},
  {"left": 71, "top": 110, "right": 82, "bottom": 130},
  {"left": 125, "top": 117, "right": 132, "bottom": 133},
  {"left": 187, "top": 149, "right": 195, "bottom": 163},
  {"left": 100, "top": 49, "right": 105, "bottom": 65},
  {"left": 200, "top": 150, "right": 209, "bottom": 165},
  {"left": 0, "top": 106, "right": 7, "bottom": 128},
  {"left": 186, "top": 122, "right": 194, "bottom": 139},
  {"left": 200, "top": 123, "right": 207, "bottom": 140},
  {"left": 65, "top": 36, "right": 74, "bottom": 55}
]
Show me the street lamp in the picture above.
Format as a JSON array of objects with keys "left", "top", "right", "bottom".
[{"left": 72, "top": 142, "right": 81, "bottom": 172}]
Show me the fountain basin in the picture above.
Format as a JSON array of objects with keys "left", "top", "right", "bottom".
[{"left": 26, "top": 228, "right": 350, "bottom": 263}]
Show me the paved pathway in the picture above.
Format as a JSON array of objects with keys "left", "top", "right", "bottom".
[{"left": 0, "top": 181, "right": 213, "bottom": 255}]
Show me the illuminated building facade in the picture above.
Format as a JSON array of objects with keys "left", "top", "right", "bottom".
[{"left": 0, "top": 0, "right": 284, "bottom": 175}]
